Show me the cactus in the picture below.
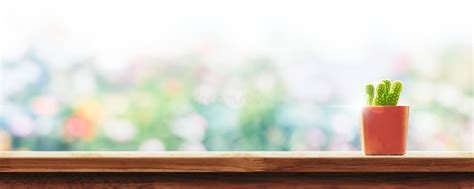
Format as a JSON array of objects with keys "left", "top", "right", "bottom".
[
  {"left": 365, "top": 84, "right": 374, "bottom": 105},
  {"left": 387, "top": 80, "right": 403, "bottom": 105},
  {"left": 374, "top": 82, "right": 386, "bottom": 106},
  {"left": 381, "top": 79, "right": 391, "bottom": 99},
  {"left": 365, "top": 79, "right": 403, "bottom": 106}
]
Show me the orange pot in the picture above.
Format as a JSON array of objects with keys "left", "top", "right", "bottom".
[{"left": 360, "top": 106, "right": 409, "bottom": 155}]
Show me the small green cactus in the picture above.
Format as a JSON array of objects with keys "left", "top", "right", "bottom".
[
  {"left": 365, "top": 84, "right": 374, "bottom": 105},
  {"left": 365, "top": 79, "right": 403, "bottom": 106}
]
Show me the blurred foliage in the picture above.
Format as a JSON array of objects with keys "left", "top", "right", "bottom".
[{"left": 0, "top": 44, "right": 472, "bottom": 151}]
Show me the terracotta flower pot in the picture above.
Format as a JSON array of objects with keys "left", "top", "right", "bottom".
[{"left": 360, "top": 106, "right": 409, "bottom": 155}]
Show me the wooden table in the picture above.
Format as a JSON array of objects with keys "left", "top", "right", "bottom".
[{"left": 0, "top": 151, "right": 473, "bottom": 188}]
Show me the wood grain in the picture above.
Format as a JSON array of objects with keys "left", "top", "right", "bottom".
[
  {"left": 0, "top": 173, "right": 472, "bottom": 188},
  {"left": 0, "top": 151, "right": 472, "bottom": 172}
]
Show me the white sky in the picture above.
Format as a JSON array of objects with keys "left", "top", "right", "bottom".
[{"left": 0, "top": 0, "right": 472, "bottom": 62}]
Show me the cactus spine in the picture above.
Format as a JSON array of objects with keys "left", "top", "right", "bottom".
[{"left": 365, "top": 79, "right": 403, "bottom": 106}]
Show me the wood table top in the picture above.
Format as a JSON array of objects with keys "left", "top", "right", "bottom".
[{"left": 1, "top": 151, "right": 472, "bottom": 172}]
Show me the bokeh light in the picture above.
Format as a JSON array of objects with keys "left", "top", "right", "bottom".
[{"left": 0, "top": 0, "right": 472, "bottom": 151}]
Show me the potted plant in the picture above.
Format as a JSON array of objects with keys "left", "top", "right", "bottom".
[{"left": 361, "top": 79, "right": 409, "bottom": 155}]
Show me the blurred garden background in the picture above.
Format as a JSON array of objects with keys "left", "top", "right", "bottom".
[{"left": 0, "top": 1, "right": 472, "bottom": 151}]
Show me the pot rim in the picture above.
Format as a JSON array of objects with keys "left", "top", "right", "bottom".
[{"left": 363, "top": 105, "right": 409, "bottom": 108}]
